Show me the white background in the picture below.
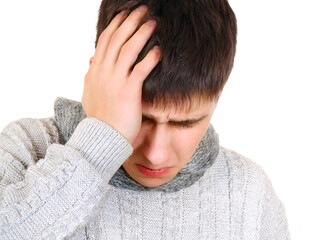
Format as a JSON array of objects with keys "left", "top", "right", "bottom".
[{"left": 0, "top": 0, "right": 323, "bottom": 239}]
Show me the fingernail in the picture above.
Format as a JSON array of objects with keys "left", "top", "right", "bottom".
[
  {"left": 153, "top": 46, "right": 160, "bottom": 52},
  {"left": 136, "top": 5, "right": 148, "bottom": 12},
  {"left": 147, "top": 19, "right": 156, "bottom": 26}
]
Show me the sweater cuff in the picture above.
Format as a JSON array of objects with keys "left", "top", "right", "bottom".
[{"left": 66, "top": 117, "right": 133, "bottom": 180}]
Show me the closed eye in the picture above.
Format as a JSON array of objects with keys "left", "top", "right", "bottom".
[
  {"left": 142, "top": 116, "right": 153, "bottom": 122},
  {"left": 170, "top": 120, "right": 198, "bottom": 128},
  {"left": 142, "top": 116, "right": 199, "bottom": 128}
]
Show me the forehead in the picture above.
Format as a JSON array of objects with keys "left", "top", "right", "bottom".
[{"left": 142, "top": 98, "right": 217, "bottom": 119}]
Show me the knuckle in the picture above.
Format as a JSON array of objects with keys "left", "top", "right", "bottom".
[
  {"left": 98, "top": 30, "right": 110, "bottom": 43},
  {"left": 110, "top": 31, "right": 122, "bottom": 45},
  {"left": 133, "top": 64, "right": 146, "bottom": 76},
  {"left": 120, "top": 42, "right": 134, "bottom": 56}
]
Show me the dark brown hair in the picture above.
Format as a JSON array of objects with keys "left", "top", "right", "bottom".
[{"left": 96, "top": 0, "right": 237, "bottom": 111}]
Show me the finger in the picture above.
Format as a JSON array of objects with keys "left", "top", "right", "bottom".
[
  {"left": 129, "top": 46, "right": 161, "bottom": 91},
  {"left": 92, "top": 10, "right": 128, "bottom": 64},
  {"left": 104, "top": 5, "right": 148, "bottom": 65},
  {"left": 116, "top": 19, "right": 157, "bottom": 72}
]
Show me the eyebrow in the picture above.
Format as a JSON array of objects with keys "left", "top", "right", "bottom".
[{"left": 142, "top": 114, "right": 209, "bottom": 125}]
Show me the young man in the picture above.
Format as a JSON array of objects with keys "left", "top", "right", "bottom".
[{"left": 0, "top": 0, "right": 290, "bottom": 239}]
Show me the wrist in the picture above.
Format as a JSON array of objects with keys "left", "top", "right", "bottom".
[{"left": 66, "top": 117, "right": 133, "bottom": 180}]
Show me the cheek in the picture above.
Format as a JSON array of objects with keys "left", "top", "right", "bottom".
[
  {"left": 132, "top": 125, "right": 149, "bottom": 149},
  {"left": 172, "top": 128, "right": 206, "bottom": 159}
]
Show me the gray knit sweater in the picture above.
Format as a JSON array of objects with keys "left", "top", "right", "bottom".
[{"left": 0, "top": 98, "right": 290, "bottom": 239}]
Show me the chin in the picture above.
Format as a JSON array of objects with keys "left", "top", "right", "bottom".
[{"left": 136, "top": 177, "right": 170, "bottom": 188}]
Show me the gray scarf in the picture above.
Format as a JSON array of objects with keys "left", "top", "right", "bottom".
[{"left": 54, "top": 97, "right": 219, "bottom": 193}]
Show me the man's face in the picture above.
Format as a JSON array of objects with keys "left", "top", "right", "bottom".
[{"left": 122, "top": 98, "right": 218, "bottom": 187}]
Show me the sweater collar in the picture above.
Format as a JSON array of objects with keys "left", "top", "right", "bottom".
[{"left": 54, "top": 97, "right": 219, "bottom": 193}]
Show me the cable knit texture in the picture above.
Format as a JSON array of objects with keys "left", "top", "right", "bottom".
[{"left": 0, "top": 97, "right": 290, "bottom": 239}]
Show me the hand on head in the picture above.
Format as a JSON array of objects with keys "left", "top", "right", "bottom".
[{"left": 81, "top": 5, "right": 160, "bottom": 144}]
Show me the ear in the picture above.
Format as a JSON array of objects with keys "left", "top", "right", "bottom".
[{"left": 89, "top": 56, "right": 94, "bottom": 66}]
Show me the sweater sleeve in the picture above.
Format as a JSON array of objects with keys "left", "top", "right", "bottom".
[
  {"left": 259, "top": 176, "right": 291, "bottom": 240},
  {"left": 0, "top": 117, "right": 133, "bottom": 240}
]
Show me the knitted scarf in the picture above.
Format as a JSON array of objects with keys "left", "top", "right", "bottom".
[{"left": 54, "top": 97, "right": 219, "bottom": 193}]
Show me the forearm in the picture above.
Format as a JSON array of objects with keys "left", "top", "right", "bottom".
[{"left": 0, "top": 117, "right": 132, "bottom": 239}]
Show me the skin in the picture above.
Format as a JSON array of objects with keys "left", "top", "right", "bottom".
[
  {"left": 82, "top": 6, "right": 220, "bottom": 187},
  {"left": 122, "top": 100, "right": 217, "bottom": 187}
]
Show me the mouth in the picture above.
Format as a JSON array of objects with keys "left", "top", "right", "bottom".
[{"left": 136, "top": 164, "right": 172, "bottom": 177}]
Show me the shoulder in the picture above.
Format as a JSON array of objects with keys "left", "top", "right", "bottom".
[
  {"left": 220, "top": 146, "right": 269, "bottom": 187},
  {"left": 208, "top": 146, "right": 271, "bottom": 206},
  {"left": 220, "top": 146, "right": 278, "bottom": 203},
  {"left": 1, "top": 97, "right": 85, "bottom": 146},
  {"left": 2, "top": 117, "right": 60, "bottom": 142},
  {"left": 220, "top": 146, "right": 270, "bottom": 212},
  {"left": 1, "top": 117, "right": 61, "bottom": 161},
  {"left": 219, "top": 147, "right": 290, "bottom": 237},
  {"left": 2, "top": 116, "right": 58, "bottom": 136}
]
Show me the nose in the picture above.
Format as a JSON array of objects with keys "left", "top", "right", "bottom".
[{"left": 142, "top": 124, "right": 170, "bottom": 167}]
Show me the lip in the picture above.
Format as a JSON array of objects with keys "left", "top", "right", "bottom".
[{"left": 136, "top": 164, "right": 172, "bottom": 177}]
